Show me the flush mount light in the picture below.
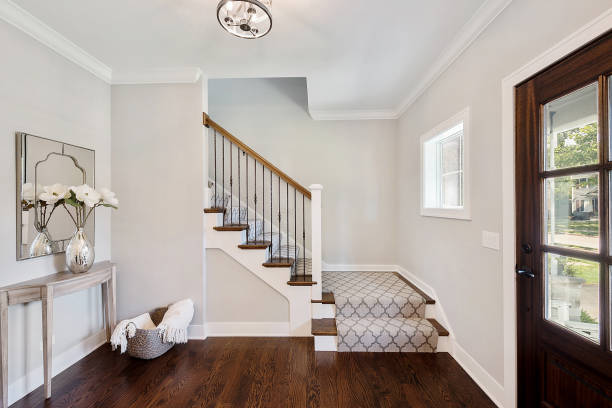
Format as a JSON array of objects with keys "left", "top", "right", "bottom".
[{"left": 217, "top": 0, "right": 272, "bottom": 39}]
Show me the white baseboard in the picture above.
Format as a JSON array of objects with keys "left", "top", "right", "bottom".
[
  {"left": 8, "top": 329, "right": 107, "bottom": 405},
  {"left": 453, "top": 342, "right": 504, "bottom": 407},
  {"left": 322, "top": 263, "right": 397, "bottom": 272},
  {"left": 205, "top": 321, "right": 290, "bottom": 337},
  {"left": 188, "top": 324, "right": 206, "bottom": 340},
  {"left": 314, "top": 336, "right": 337, "bottom": 351}
]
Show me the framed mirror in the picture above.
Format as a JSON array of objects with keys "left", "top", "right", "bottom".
[{"left": 16, "top": 133, "right": 95, "bottom": 261}]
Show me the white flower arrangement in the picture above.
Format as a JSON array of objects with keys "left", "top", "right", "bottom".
[
  {"left": 64, "top": 184, "right": 119, "bottom": 228},
  {"left": 21, "top": 183, "right": 118, "bottom": 230},
  {"left": 22, "top": 182, "right": 70, "bottom": 232}
]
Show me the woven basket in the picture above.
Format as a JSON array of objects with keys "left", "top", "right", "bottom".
[{"left": 126, "top": 307, "right": 175, "bottom": 359}]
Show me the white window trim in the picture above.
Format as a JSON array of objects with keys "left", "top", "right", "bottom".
[{"left": 420, "top": 107, "right": 471, "bottom": 220}]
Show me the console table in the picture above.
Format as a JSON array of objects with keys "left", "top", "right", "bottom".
[{"left": 0, "top": 261, "right": 116, "bottom": 408}]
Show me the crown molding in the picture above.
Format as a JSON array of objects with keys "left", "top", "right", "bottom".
[
  {"left": 309, "top": 108, "right": 398, "bottom": 121},
  {"left": 393, "top": 0, "right": 513, "bottom": 117},
  {"left": 0, "top": 0, "right": 112, "bottom": 83},
  {"left": 1, "top": 0, "right": 511, "bottom": 117},
  {"left": 112, "top": 67, "right": 204, "bottom": 85},
  {"left": 308, "top": 0, "right": 512, "bottom": 121}
]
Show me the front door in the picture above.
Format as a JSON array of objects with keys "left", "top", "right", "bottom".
[{"left": 516, "top": 32, "right": 612, "bottom": 407}]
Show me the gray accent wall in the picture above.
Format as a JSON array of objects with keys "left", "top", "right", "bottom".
[
  {"left": 206, "top": 249, "right": 289, "bottom": 323},
  {"left": 111, "top": 83, "right": 205, "bottom": 326},
  {"left": 395, "top": 0, "right": 612, "bottom": 384},
  {"left": 208, "top": 77, "right": 398, "bottom": 266},
  {"left": 0, "top": 19, "right": 111, "bottom": 402}
]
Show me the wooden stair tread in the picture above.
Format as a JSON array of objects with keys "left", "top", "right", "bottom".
[
  {"left": 287, "top": 275, "right": 317, "bottom": 286},
  {"left": 427, "top": 318, "right": 449, "bottom": 337},
  {"left": 311, "top": 318, "right": 337, "bottom": 336},
  {"left": 214, "top": 224, "right": 249, "bottom": 231},
  {"left": 311, "top": 292, "right": 335, "bottom": 304},
  {"left": 204, "top": 207, "right": 225, "bottom": 213},
  {"left": 263, "top": 258, "right": 294, "bottom": 267},
  {"left": 393, "top": 272, "right": 435, "bottom": 304},
  {"left": 238, "top": 241, "right": 272, "bottom": 249}
]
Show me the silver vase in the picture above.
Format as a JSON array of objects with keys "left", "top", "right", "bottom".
[
  {"left": 65, "top": 228, "right": 95, "bottom": 273},
  {"left": 29, "top": 228, "right": 53, "bottom": 257}
]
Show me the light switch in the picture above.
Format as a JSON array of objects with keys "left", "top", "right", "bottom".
[{"left": 482, "top": 231, "right": 500, "bottom": 250}]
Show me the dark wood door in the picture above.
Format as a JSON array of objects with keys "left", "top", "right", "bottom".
[{"left": 516, "top": 31, "right": 612, "bottom": 407}]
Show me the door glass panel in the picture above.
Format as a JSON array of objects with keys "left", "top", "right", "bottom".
[
  {"left": 544, "top": 173, "right": 599, "bottom": 252},
  {"left": 544, "top": 83, "right": 599, "bottom": 171},
  {"left": 609, "top": 76, "right": 612, "bottom": 159},
  {"left": 545, "top": 253, "right": 599, "bottom": 343}
]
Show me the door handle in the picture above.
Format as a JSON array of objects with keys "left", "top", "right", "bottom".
[{"left": 515, "top": 266, "right": 535, "bottom": 278}]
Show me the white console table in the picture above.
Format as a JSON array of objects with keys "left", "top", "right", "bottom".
[{"left": 0, "top": 261, "right": 116, "bottom": 408}]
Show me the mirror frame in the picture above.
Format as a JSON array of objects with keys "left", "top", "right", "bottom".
[{"left": 15, "top": 132, "right": 96, "bottom": 261}]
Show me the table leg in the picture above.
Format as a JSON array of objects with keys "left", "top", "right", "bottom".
[
  {"left": 0, "top": 291, "right": 8, "bottom": 408},
  {"left": 110, "top": 266, "right": 117, "bottom": 331},
  {"left": 42, "top": 286, "right": 53, "bottom": 399},
  {"left": 102, "top": 282, "right": 111, "bottom": 342}
]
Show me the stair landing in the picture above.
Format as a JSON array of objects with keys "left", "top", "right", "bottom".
[{"left": 322, "top": 271, "right": 448, "bottom": 352}]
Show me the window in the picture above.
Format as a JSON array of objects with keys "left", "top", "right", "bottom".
[{"left": 421, "top": 108, "right": 470, "bottom": 219}]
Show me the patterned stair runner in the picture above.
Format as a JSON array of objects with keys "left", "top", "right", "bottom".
[
  {"left": 211, "top": 194, "right": 307, "bottom": 264},
  {"left": 322, "top": 271, "right": 438, "bottom": 352}
]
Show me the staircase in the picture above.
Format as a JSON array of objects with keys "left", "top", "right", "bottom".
[
  {"left": 315, "top": 272, "right": 449, "bottom": 352},
  {"left": 203, "top": 113, "right": 448, "bottom": 350}
]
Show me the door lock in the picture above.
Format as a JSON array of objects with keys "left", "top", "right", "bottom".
[{"left": 515, "top": 265, "right": 535, "bottom": 278}]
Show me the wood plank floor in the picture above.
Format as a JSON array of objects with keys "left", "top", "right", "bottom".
[{"left": 12, "top": 338, "right": 495, "bottom": 408}]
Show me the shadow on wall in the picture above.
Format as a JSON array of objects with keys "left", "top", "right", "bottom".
[
  {"left": 211, "top": 77, "right": 310, "bottom": 114},
  {"left": 206, "top": 248, "right": 289, "bottom": 322}
]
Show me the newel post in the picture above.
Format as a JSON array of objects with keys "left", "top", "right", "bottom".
[{"left": 309, "top": 184, "right": 323, "bottom": 300}]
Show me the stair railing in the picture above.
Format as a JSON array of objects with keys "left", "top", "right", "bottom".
[{"left": 204, "top": 113, "right": 321, "bottom": 286}]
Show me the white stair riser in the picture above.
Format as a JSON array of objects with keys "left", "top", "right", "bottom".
[
  {"left": 314, "top": 336, "right": 338, "bottom": 351},
  {"left": 437, "top": 336, "right": 450, "bottom": 352},
  {"left": 425, "top": 304, "right": 436, "bottom": 318},
  {"left": 312, "top": 303, "right": 335, "bottom": 319}
]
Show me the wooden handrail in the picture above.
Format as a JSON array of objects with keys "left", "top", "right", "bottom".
[{"left": 203, "top": 113, "right": 312, "bottom": 199}]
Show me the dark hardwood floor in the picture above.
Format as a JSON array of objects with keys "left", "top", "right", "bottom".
[{"left": 13, "top": 338, "right": 494, "bottom": 408}]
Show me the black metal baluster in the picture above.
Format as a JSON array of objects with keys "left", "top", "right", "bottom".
[
  {"left": 230, "top": 143, "right": 233, "bottom": 225},
  {"left": 294, "top": 187, "right": 297, "bottom": 276},
  {"left": 242, "top": 152, "right": 245, "bottom": 244},
  {"left": 270, "top": 170, "right": 273, "bottom": 261},
  {"left": 262, "top": 163, "right": 265, "bottom": 247},
  {"left": 213, "top": 130, "right": 217, "bottom": 207},
  {"left": 238, "top": 147, "right": 241, "bottom": 226},
  {"left": 278, "top": 175, "right": 280, "bottom": 263},
  {"left": 254, "top": 159, "right": 257, "bottom": 242},
  {"left": 286, "top": 182, "right": 289, "bottom": 262},
  {"left": 222, "top": 137, "right": 225, "bottom": 225},
  {"left": 302, "top": 194, "right": 305, "bottom": 276}
]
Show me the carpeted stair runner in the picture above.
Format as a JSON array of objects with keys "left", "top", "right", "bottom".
[{"left": 323, "top": 271, "right": 438, "bottom": 352}]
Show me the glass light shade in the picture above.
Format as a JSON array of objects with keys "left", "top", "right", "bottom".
[{"left": 217, "top": 0, "right": 272, "bottom": 39}]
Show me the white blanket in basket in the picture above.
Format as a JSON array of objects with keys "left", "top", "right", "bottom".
[
  {"left": 110, "top": 298, "right": 194, "bottom": 353},
  {"left": 157, "top": 298, "right": 194, "bottom": 344},
  {"left": 110, "top": 313, "right": 156, "bottom": 353}
]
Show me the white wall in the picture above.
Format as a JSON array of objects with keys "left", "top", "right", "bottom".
[
  {"left": 111, "top": 83, "right": 205, "bottom": 330},
  {"left": 0, "top": 19, "right": 111, "bottom": 403},
  {"left": 206, "top": 249, "right": 288, "bottom": 323},
  {"left": 208, "top": 78, "right": 398, "bottom": 265},
  {"left": 395, "top": 0, "right": 612, "bottom": 389}
]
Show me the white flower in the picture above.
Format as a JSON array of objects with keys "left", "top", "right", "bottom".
[
  {"left": 98, "top": 187, "right": 119, "bottom": 207},
  {"left": 22, "top": 183, "right": 35, "bottom": 201},
  {"left": 39, "top": 184, "right": 70, "bottom": 205},
  {"left": 71, "top": 184, "right": 101, "bottom": 207}
]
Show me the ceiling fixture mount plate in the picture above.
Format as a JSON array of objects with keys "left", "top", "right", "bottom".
[{"left": 217, "top": 0, "right": 272, "bottom": 39}]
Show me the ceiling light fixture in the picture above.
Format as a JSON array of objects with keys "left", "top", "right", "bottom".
[{"left": 217, "top": 0, "right": 272, "bottom": 39}]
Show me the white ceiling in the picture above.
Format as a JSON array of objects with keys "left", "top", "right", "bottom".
[{"left": 8, "top": 0, "right": 510, "bottom": 119}]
